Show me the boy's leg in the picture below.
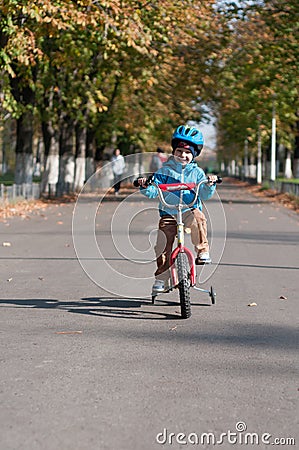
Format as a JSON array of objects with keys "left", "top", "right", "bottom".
[
  {"left": 183, "top": 209, "right": 209, "bottom": 255},
  {"left": 154, "top": 215, "right": 177, "bottom": 282}
]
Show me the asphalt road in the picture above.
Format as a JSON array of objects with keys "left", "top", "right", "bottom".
[{"left": 0, "top": 180, "right": 298, "bottom": 450}]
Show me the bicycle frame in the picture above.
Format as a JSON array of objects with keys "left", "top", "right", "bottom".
[{"left": 152, "top": 179, "right": 209, "bottom": 288}]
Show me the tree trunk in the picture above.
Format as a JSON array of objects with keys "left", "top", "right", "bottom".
[
  {"left": 10, "top": 68, "right": 35, "bottom": 185},
  {"left": 85, "top": 129, "right": 95, "bottom": 182},
  {"left": 293, "top": 120, "right": 299, "bottom": 178},
  {"left": 284, "top": 149, "right": 293, "bottom": 179},
  {"left": 15, "top": 112, "right": 34, "bottom": 184},
  {"left": 249, "top": 155, "right": 256, "bottom": 178},
  {"left": 57, "top": 116, "right": 75, "bottom": 195},
  {"left": 74, "top": 125, "right": 87, "bottom": 192},
  {"left": 41, "top": 121, "right": 60, "bottom": 196}
]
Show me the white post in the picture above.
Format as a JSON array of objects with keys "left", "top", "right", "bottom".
[
  {"left": 257, "top": 115, "right": 262, "bottom": 184},
  {"left": 270, "top": 96, "right": 276, "bottom": 181}
]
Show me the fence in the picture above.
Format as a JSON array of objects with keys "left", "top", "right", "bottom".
[
  {"left": 0, "top": 183, "right": 41, "bottom": 204},
  {"left": 0, "top": 153, "right": 147, "bottom": 202},
  {"left": 268, "top": 180, "right": 299, "bottom": 197},
  {"left": 240, "top": 177, "right": 299, "bottom": 197}
]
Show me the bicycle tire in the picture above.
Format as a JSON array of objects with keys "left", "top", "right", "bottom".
[{"left": 176, "top": 252, "right": 191, "bottom": 319}]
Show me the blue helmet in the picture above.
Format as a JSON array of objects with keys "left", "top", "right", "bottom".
[{"left": 171, "top": 125, "right": 204, "bottom": 157}]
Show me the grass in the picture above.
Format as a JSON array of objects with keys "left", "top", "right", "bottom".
[
  {"left": 276, "top": 178, "right": 299, "bottom": 184},
  {"left": 0, "top": 172, "right": 41, "bottom": 185},
  {"left": 0, "top": 172, "right": 14, "bottom": 185},
  {"left": 262, "top": 178, "right": 299, "bottom": 190}
]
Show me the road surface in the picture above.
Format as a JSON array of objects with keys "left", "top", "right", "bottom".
[{"left": 0, "top": 180, "right": 298, "bottom": 450}]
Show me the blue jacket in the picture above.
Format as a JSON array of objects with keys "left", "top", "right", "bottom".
[{"left": 140, "top": 156, "right": 216, "bottom": 216}]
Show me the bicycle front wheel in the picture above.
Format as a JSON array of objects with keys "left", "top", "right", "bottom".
[{"left": 176, "top": 252, "right": 191, "bottom": 319}]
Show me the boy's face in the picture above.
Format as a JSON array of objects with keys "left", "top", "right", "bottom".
[{"left": 173, "top": 147, "right": 193, "bottom": 165}]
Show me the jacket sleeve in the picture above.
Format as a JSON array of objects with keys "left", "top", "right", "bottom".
[
  {"left": 200, "top": 183, "right": 216, "bottom": 200},
  {"left": 139, "top": 184, "right": 158, "bottom": 199},
  {"left": 139, "top": 170, "right": 170, "bottom": 199},
  {"left": 197, "top": 169, "right": 216, "bottom": 201},
  {"left": 139, "top": 172, "right": 163, "bottom": 199}
]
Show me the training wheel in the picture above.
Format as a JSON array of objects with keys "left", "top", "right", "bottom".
[{"left": 210, "top": 286, "right": 216, "bottom": 305}]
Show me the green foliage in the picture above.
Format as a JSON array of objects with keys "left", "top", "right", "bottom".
[
  {"left": 1, "top": 0, "right": 227, "bottom": 151},
  {"left": 215, "top": 0, "right": 299, "bottom": 155},
  {"left": 0, "top": 0, "right": 298, "bottom": 159}
]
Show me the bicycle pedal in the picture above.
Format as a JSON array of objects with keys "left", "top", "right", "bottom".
[{"left": 163, "top": 286, "right": 173, "bottom": 293}]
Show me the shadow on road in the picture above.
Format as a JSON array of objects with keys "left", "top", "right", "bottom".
[
  {"left": 218, "top": 262, "right": 299, "bottom": 270},
  {"left": 0, "top": 297, "right": 190, "bottom": 320},
  {"left": 0, "top": 256, "right": 297, "bottom": 272},
  {"left": 226, "top": 230, "right": 299, "bottom": 245},
  {"left": 1, "top": 297, "right": 298, "bottom": 352}
]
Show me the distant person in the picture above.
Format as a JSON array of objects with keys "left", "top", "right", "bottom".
[
  {"left": 150, "top": 147, "right": 168, "bottom": 172},
  {"left": 111, "top": 148, "right": 126, "bottom": 195}
]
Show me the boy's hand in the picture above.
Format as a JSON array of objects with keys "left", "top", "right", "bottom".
[
  {"left": 137, "top": 177, "right": 148, "bottom": 188},
  {"left": 207, "top": 175, "right": 218, "bottom": 186}
]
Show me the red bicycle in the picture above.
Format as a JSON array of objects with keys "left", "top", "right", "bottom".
[{"left": 135, "top": 176, "right": 222, "bottom": 319}]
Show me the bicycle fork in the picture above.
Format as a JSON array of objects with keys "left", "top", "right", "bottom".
[{"left": 169, "top": 203, "right": 196, "bottom": 287}]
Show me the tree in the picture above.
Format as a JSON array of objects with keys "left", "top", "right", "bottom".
[
  {"left": 214, "top": 0, "right": 299, "bottom": 176},
  {"left": 1, "top": 0, "right": 230, "bottom": 191}
]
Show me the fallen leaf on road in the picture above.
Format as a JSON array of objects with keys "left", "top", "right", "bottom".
[
  {"left": 38, "top": 276, "right": 44, "bottom": 281},
  {"left": 55, "top": 331, "right": 83, "bottom": 335},
  {"left": 2, "top": 242, "right": 11, "bottom": 247},
  {"left": 169, "top": 326, "right": 177, "bottom": 331},
  {"left": 279, "top": 295, "right": 287, "bottom": 300},
  {"left": 57, "top": 221, "right": 64, "bottom": 225},
  {"left": 248, "top": 302, "right": 257, "bottom": 307},
  {"left": 7, "top": 278, "right": 13, "bottom": 282}
]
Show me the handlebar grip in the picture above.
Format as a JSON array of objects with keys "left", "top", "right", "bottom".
[
  {"left": 216, "top": 176, "right": 223, "bottom": 184},
  {"left": 133, "top": 175, "right": 153, "bottom": 188}
]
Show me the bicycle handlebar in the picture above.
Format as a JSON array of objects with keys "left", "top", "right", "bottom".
[
  {"left": 133, "top": 176, "right": 222, "bottom": 189},
  {"left": 158, "top": 182, "right": 197, "bottom": 191},
  {"left": 133, "top": 176, "right": 222, "bottom": 209},
  {"left": 157, "top": 179, "right": 222, "bottom": 190}
]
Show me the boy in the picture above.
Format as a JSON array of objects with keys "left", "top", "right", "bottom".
[{"left": 137, "top": 125, "right": 218, "bottom": 293}]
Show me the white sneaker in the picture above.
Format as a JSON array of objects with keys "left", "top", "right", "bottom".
[
  {"left": 152, "top": 279, "right": 165, "bottom": 293},
  {"left": 195, "top": 252, "right": 211, "bottom": 265}
]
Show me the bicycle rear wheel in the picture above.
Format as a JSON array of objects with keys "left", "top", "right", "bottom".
[{"left": 176, "top": 252, "right": 191, "bottom": 319}]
